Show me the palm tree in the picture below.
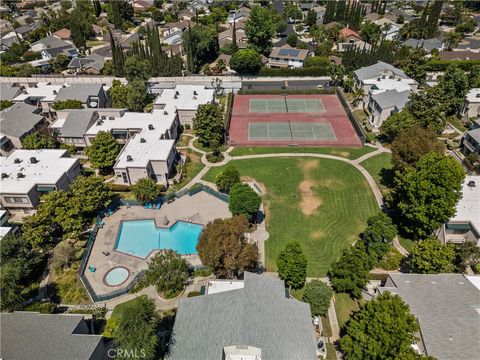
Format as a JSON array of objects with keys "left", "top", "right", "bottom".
[
  {"left": 352, "top": 87, "right": 365, "bottom": 108},
  {"left": 215, "top": 59, "right": 226, "bottom": 75},
  {"left": 444, "top": 31, "right": 461, "bottom": 50},
  {"left": 381, "top": 23, "right": 392, "bottom": 40}
]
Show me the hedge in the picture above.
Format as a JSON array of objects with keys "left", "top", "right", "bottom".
[
  {"left": 258, "top": 66, "right": 330, "bottom": 77},
  {"left": 425, "top": 60, "right": 480, "bottom": 71}
]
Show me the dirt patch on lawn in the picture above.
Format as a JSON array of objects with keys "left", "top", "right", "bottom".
[
  {"left": 302, "top": 159, "right": 320, "bottom": 171},
  {"left": 299, "top": 179, "right": 322, "bottom": 215},
  {"left": 311, "top": 230, "right": 325, "bottom": 239},
  {"left": 240, "top": 176, "right": 267, "bottom": 194},
  {"left": 331, "top": 150, "right": 350, "bottom": 158}
]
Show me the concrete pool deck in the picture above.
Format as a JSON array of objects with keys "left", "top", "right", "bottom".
[{"left": 84, "top": 191, "right": 231, "bottom": 299}]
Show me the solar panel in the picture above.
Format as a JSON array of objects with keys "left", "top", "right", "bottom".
[{"left": 278, "top": 49, "right": 300, "bottom": 57}]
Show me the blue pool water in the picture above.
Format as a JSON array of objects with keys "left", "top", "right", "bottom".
[
  {"left": 115, "top": 220, "right": 203, "bottom": 258},
  {"left": 105, "top": 267, "right": 129, "bottom": 286}
]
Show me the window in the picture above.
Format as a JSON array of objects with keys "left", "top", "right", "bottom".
[
  {"left": 121, "top": 172, "right": 128, "bottom": 183},
  {"left": 5, "top": 197, "right": 29, "bottom": 204}
]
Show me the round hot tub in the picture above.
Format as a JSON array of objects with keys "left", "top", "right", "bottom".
[{"left": 104, "top": 267, "right": 129, "bottom": 287}]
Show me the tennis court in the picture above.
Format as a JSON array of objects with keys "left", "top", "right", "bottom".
[
  {"left": 249, "top": 122, "right": 336, "bottom": 141},
  {"left": 249, "top": 98, "right": 325, "bottom": 113}
]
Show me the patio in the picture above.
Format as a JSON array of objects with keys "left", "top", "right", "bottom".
[{"left": 83, "top": 191, "right": 231, "bottom": 299}]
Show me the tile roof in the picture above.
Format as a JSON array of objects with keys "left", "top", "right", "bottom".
[{"left": 168, "top": 272, "right": 317, "bottom": 360}]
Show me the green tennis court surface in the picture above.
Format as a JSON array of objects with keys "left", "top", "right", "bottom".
[
  {"left": 249, "top": 98, "right": 325, "bottom": 113},
  {"left": 248, "top": 122, "right": 336, "bottom": 141}
]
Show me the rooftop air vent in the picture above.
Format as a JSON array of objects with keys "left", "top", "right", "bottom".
[
  {"left": 467, "top": 180, "right": 476, "bottom": 187},
  {"left": 1, "top": 173, "right": 8, "bottom": 179},
  {"left": 127, "top": 155, "right": 133, "bottom": 162},
  {"left": 109, "top": 116, "right": 115, "bottom": 120},
  {"left": 174, "top": 94, "right": 178, "bottom": 99},
  {"left": 101, "top": 115, "right": 106, "bottom": 120},
  {"left": 193, "top": 90, "right": 198, "bottom": 95},
  {"left": 377, "top": 77, "right": 381, "bottom": 81},
  {"left": 193, "top": 96, "right": 197, "bottom": 100},
  {"left": 476, "top": 93, "right": 480, "bottom": 98},
  {"left": 53, "top": 90, "right": 57, "bottom": 95},
  {"left": 163, "top": 111, "right": 168, "bottom": 115},
  {"left": 140, "top": 138, "right": 146, "bottom": 143},
  {"left": 148, "top": 124, "right": 154, "bottom": 130},
  {"left": 17, "top": 172, "right": 25, "bottom": 178},
  {"left": 397, "top": 78, "right": 401, "bottom": 81},
  {"left": 30, "top": 157, "right": 38, "bottom": 164},
  {"left": 96, "top": 120, "right": 103, "bottom": 125},
  {"left": 13, "top": 158, "right": 21, "bottom": 164},
  {"left": 175, "top": 91, "right": 179, "bottom": 96}
]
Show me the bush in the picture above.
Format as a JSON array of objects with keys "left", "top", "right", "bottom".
[
  {"left": 215, "top": 165, "right": 240, "bottom": 193},
  {"left": 377, "top": 247, "right": 403, "bottom": 270},
  {"left": 193, "top": 267, "right": 213, "bottom": 278},
  {"left": 365, "top": 132, "right": 376, "bottom": 143},
  {"left": 107, "top": 183, "right": 131, "bottom": 192},
  {"left": 473, "top": 263, "right": 480, "bottom": 274},
  {"left": 23, "top": 301, "right": 57, "bottom": 313},
  {"left": 187, "top": 291, "right": 201, "bottom": 297},
  {"left": 302, "top": 280, "right": 333, "bottom": 317},
  {"left": 131, "top": 178, "right": 165, "bottom": 203},
  {"left": 229, "top": 183, "right": 261, "bottom": 220}
]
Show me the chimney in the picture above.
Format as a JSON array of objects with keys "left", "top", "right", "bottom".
[
  {"left": 127, "top": 155, "right": 133, "bottom": 162},
  {"left": 17, "top": 172, "right": 25, "bottom": 178},
  {"left": 30, "top": 157, "right": 38, "bottom": 164},
  {"left": 13, "top": 158, "right": 21, "bottom": 164},
  {"left": 140, "top": 138, "right": 146, "bottom": 143},
  {"left": 148, "top": 124, "right": 154, "bottom": 130}
]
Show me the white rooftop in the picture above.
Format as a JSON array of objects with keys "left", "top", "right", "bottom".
[
  {"left": 0, "top": 226, "right": 12, "bottom": 240},
  {"left": 466, "top": 88, "right": 480, "bottom": 103},
  {"left": 465, "top": 275, "right": 480, "bottom": 292},
  {"left": 206, "top": 280, "right": 245, "bottom": 295},
  {"left": 115, "top": 135, "right": 175, "bottom": 168},
  {"left": 0, "top": 149, "right": 78, "bottom": 194},
  {"left": 365, "top": 77, "right": 417, "bottom": 95},
  {"left": 13, "top": 83, "right": 63, "bottom": 102},
  {"left": 153, "top": 85, "right": 214, "bottom": 112},
  {"left": 450, "top": 175, "right": 480, "bottom": 234}
]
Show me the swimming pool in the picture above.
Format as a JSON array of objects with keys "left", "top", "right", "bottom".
[
  {"left": 114, "top": 220, "right": 203, "bottom": 258},
  {"left": 105, "top": 267, "right": 129, "bottom": 286}
]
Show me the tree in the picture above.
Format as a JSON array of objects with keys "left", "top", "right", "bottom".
[
  {"left": 454, "top": 241, "right": 480, "bottom": 273},
  {"left": 52, "top": 99, "right": 83, "bottom": 110},
  {"left": 114, "top": 296, "right": 158, "bottom": 360},
  {"left": 124, "top": 56, "right": 152, "bottom": 82},
  {"left": 468, "top": 65, "right": 480, "bottom": 88},
  {"left": 277, "top": 242, "right": 307, "bottom": 290},
  {"left": 131, "top": 178, "right": 164, "bottom": 203},
  {"left": 329, "top": 64, "right": 346, "bottom": 86},
  {"left": 305, "top": 10, "right": 317, "bottom": 27},
  {"left": 127, "top": 80, "right": 149, "bottom": 112},
  {"left": 0, "top": 263, "right": 23, "bottom": 311},
  {"left": 245, "top": 5, "right": 276, "bottom": 54},
  {"left": 286, "top": 32, "right": 298, "bottom": 47},
  {"left": 438, "top": 63, "right": 470, "bottom": 115},
  {"left": 229, "top": 183, "right": 261, "bottom": 220},
  {"left": 340, "top": 292, "right": 420, "bottom": 360},
  {"left": 329, "top": 242, "right": 373, "bottom": 299},
  {"left": 425, "top": 0, "right": 443, "bottom": 38},
  {"left": 302, "top": 280, "right": 333, "bottom": 317},
  {"left": 22, "top": 132, "right": 57, "bottom": 149},
  {"left": 193, "top": 103, "right": 224, "bottom": 148},
  {"left": 229, "top": 48, "right": 262, "bottom": 75},
  {"left": 380, "top": 110, "right": 419, "bottom": 143},
  {"left": 407, "top": 238, "right": 456, "bottom": 273},
  {"left": 406, "top": 87, "right": 447, "bottom": 133},
  {"left": 391, "top": 127, "right": 444, "bottom": 173},
  {"left": 361, "top": 212, "right": 397, "bottom": 260},
  {"left": 393, "top": 46, "right": 427, "bottom": 84},
  {"left": 108, "top": 80, "right": 129, "bottom": 108},
  {"left": 285, "top": 3, "right": 302, "bottom": 23},
  {"left": 85, "top": 131, "right": 119, "bottom": 173},
  {"left": 50, "top": 54, "right": 70, "bottom": 73},
  {"left": 70, "top": 176, "right": 112, "bottom": 214},
  {"left": 196, "top": 216, "right": 258, "bottom": 278},
  {"left": 359, "top": 20, "right": 381, "bottom": 44},
  {"left": 145, "top": 250, "right": 189, "bottom": 298},
  {"left": 0, "top": 100, "right": 13, "bottom": 110},
  {"left": 182, "top": 25, "right": 219, "bottom": 73},
  {"left": 215, "top": 165, "right": 240, "bottom": 193},
  {"left": 394, "top": 152, "right": 465, "bottom": 239},
  {"left": 304, "top": 56, "right": 330, "bottom": 68},
  {"left": 108, "top": 0, "right": 133, "bottom": 30},
  {"left": 444, "top": 31, "right": 461, "bottom": 50}
]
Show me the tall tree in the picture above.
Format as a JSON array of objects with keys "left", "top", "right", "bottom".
[
  {"left": 127, "top": 80, "right": 149, "bottom": 112},
  {"left": 85, "top": 131, "right": 120, "bottom": 173},
  {"left": 438, "top": 63, "right": 470, "bottom": 115},
  {"left": 302, "top": 280, "right": 333, "bottom": 317},
  {"left": 323, "top": 0, "right": 335, "bottom": 24},
  {"left": 245, "top": 5, "right": 276, "bottom": 54},
  {"left": 229, "top": 183, "right": 262, "bottom": 221},
  {"left": 425, "top": 0, "right": 443, "bottom": 38},
  {"left": 277, "top": 242, "right": 308, "bottom": 290},
  {"left": 215, "top": 165, "right": 240, "bottom": 194},
  {"left": 340, "top": 292, "right": 420, "bottom": 360},
  {"left": 407, "top": 238, "right": 456, "bottom": 273},
  {"left": 393, "top": 152, "right": 465, "bottom": 239},
  {"left": 70, "top": 176, "right": 112, "bottom": 214},
  {"left": 407, "top": 87, "right": 447, "bottom": 133},
  {"left": 182, "top": 25, "right": 219, "bottom": 73},
  {"left": 131, "top": 178, "right": 164, "bottom": 203},
  {"left": 192, "top": 103, "right": 224, "bottom": 148},
  {"left": 145, "top": 250, "right": 189, "bottom": 298},
  {"left": 334, "top": 0, "right": 346, "bottom": 22},
  {"left": 361, "top": 212, "right": 398, "bottom": 260}
]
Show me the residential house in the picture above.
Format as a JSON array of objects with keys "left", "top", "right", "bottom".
[
  {"left": 51, "top": 109, "right": 98, "bottom": 148},
  {"left": 438, "top": 175, "right": 479, "bottom": 246},
  {"left": 67, "top": 53, "right": 106, "bottom": 75},
  {"left": 167, "top": 272, "right": 318, "bottom": 360},
  {"left": 0, "top": 31, "right": 20, "bottom": 50},
  {"left": 373, "top": 18, "right": 400, "bottom": 40},
  {"left": 364, "top": 12, "right": 381, "bottom": 22},
  {"left": 54, "top": 83, "right": 108, "bottom": 108},
  {"left": 311, "top": 5, "right": 325, "bottom": 25},
  {"left": 462, "top": 126, "right": 480, "bottom": 157},
  {"left": 133, "top": 0, "right": 154, "bottom": 13},
  {"left": 403, "top": 37, "right": 445, "bottom": 53},
  {"left": 461, "top": 88, "right": 480, "bottom": 120},
  {"left": 0, "top": 83, "right": 22, "bottom": 101},
  {"left": 267, "top": 45, "right": 311, "bottom": 68},
  {"left": 452, "top": 36, "right": 480, "bottom": 53},
  {"left": 218, "top": 24, "right": 247, "bottom": 49},
  {"left": 439, "top": 50, "right": 480, "bottom": 61},
  {"left": 52, "top": 27, "right": 71, "bottom": 40},
  {"left": 12, "top": 82, "right": 63, "bottom": 116},
  {"left": 339, "top": 27, "right": 362, "bottom": 42},
  {"left": 0, "top": 19, "right": 12, "bottom": 35},
  {"left": 354, "top": 61, "right": 418, "bottom": 128},
  {"left": 14, "top": 21, "right": 42, "bottom": 39},
  {"left": 379, "top": 274, "right": 480, "bottom": 360},
  {"left": 153, "top": 85, "right": 214, "bottom": 126},
  {"left": 163, "top": 30, "right": 183, "bottom": 46},
  {"left": 83, "top": 110, "right": 180, "bottom": 186},
  {"left": 227, "top": 7, "right": 250, "bottom": 24},
  {"left": 336, "top": 27, "right": 371, "bottom": 52},
  {"left": 209, "top": 54, "right": 233, "bottom": 74},
  {"left": 30, "top": 35, "right": 78, "bottom": 60},
  {"left": 0, "top": 149, "right": 81, "bottom": 215},
  {"left": 0, "top": 103, "right": 47, "bottom": 155},
  {"left": 0, "top": 312, "right": 105, "bottom": 360}
]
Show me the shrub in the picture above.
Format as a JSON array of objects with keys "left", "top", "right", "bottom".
[
  {"left": 193, "top": 267, "right": 213, "bottom": 278},
  {"left": 131, "top": 178, "right": 165, "bottom": 203},
  {"left": 377, "top": 247, "right": 403, "bottom": 270},
  {"left": 187, "top": 291, "right": 201, "bottom": 297},
  {"left": 23, "top": 301, "right": 57, "bottom": 313},
  {"left": 365, "top": 132, "right": 376, "bottom": 143},
  {"left": 302, "top": 280, "right": 333, "bottom": 317},
  {"left": 215, "top": 165, "right": 240, "bottom": 193},
  {"left": 229, "top": 183, "right": 261, "bottom": 220}
]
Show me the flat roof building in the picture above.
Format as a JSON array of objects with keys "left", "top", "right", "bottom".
[{"left": 0, "top": 149, "right": 81, "bottom": 216}]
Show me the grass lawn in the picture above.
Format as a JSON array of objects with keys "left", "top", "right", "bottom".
[
  {"left": 398, "top": 237, "right": 416, "bottom": 253},
  {"left": 111, "top": 295, "right": 148, "bottom": 320},
  {"left": 169, "top": 149, "right": 204, "bottom": 192},
  {"left": 326, "top": 343, "right": 337, "bottom": 360},
  {"left": 353, "top": 109, "right": 368, "bottom": 124},
  {"left": 229, "top": 146, "right": 376, "bottom": 160},
  {"left": 360, "top": 152, "right": 394, "bottom": 195},
  {"left": 448, "top": 117, "right": 468, "bottom": 133},
  {"left": 334, "top": 292, "right": 359, "bottom": 329},
  {"left": 203, "top": 157, "right": 378, "bottom": 276},
  {"left": 86, "top": 40, "right": 106, "bottom": 47},
  {"left": 177, "top": 134, "right": 192, "bottom": 147}
]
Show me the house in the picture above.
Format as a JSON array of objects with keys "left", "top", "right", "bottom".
[
  {"left": 379, "top": 274, "right": 480, "bottom": 360},
  {"left": 153, "top": 85, "right": 214, "bottom": 126},
  {"left": 0, "top": 149, "right": 81, "bottom": 215},
  {"left": 52, "top": 27, "right": 71, "bottom": 40},
  {"left": 83, "top": 110, "right": 180, "bottom": 186},
  {"left": 373, "top": 18, "right": 400, "bottom": 40},
  {"left": 0, "top": 83, "right": 22, "bottom": 101},
  {"left": 0, "top": 31, "right": 20, "bottom": 50},
  {"left": 311, "top": 5, "right": 325, "bottom": 25},
  {"left": 162, "top": 30, "right": 183, "bottom": 46},
  {"left": 339, "top": 27, "right": 362, "bottom": 42},
  {"left": 267, "top": 45, "right": 311, "bottom": 68},
  {"left": 14, "top": 21, "right": 42, "bottom": 39},
  {"left": 12, "top": 82, "right": 63, "bottom": 116},
  {"left": 167, "top": 272, "right": 318, "bottom": 360},
  {"left": 0, "top": 103, "right": 47, "bottom": 155},
  {"left": 438, "top": 175, "right": 480, "bottom": 246},
  {"left": 0, "top": 312, "right": 105, "bottom": 360},
  {"left": 54, "top": 83, "right": 108, "bottom": 108},
  {"left": 30, "top": 35, "right": 78, "bottom": 60},
  {"left": 218, "top": 25, "right": 247, "bottom": 48},
  {"left": 67, "top": 53, "right": 106, "bottom": 75},
  {"left": 452, "top": 36, "right": 480, "bottom": 53},
  {"left": 209, "top": 54, "right": 233, "bottom": 74},
  {"left": 365, "top": 12, "right": 381, "bottom": 21},
  {"left": 133, "top": 0, "right": 154, "bottom": 13},
  {"left": 354, "top": 61, "right": 417, "bottom": 128},
  {"left": 403, "top": 37, "right": 445, "bottom": 53},
  {"left": 336, "top": 39, "right": 371, "bottom": 52},
  {"left": 439, "top": 50, "right": 480, "bottom": 61},
  {"left": 51, "top": 109, "right": 98, "bottom": 148},
  {"left": 0, "top": 18, "right": 12, "bottom": 35},
  {"left": 462, "top": 127, "right": 480, "bottom": 157},
  {"left": 0, "top": 209, "right": 15, "bottom": 239},
  {"left": 227, "top": 7, "right": 250, "bottom": 24},
  {"left": 460, "top": 88, "right": 480, "bottom": 120}
]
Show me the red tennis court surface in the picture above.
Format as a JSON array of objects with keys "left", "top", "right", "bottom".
[{"left": 227, "top": 94, "right": 363, "bottom": 147}]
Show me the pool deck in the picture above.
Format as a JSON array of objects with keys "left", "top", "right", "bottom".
[{"left": 84, "top": 191, "right": 231, "bottom": 299}]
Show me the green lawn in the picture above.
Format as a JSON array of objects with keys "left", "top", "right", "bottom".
[
  {"left": 398, "top": 237, "right": 416, "bottom": 253},
  {"left": 168, "top": 149, "right": 204, "bottom": 192},
  {"left": 448, "top": 117, "right": 468, "bottom": 133},
  {"left": 360, "top": 152, "right": 394, "bottom": 195},
  {"left": 334, "top": 292, "right": 359, "bottom": 328},
  {"left": 229, "top": 146, "right": 376, "bottom": 159},
  {"left": 110, "top": 295, "right": 148, "bottom": 320},
  {"left": 203, "top": 157, "right": 378, "bottom": 276}
]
